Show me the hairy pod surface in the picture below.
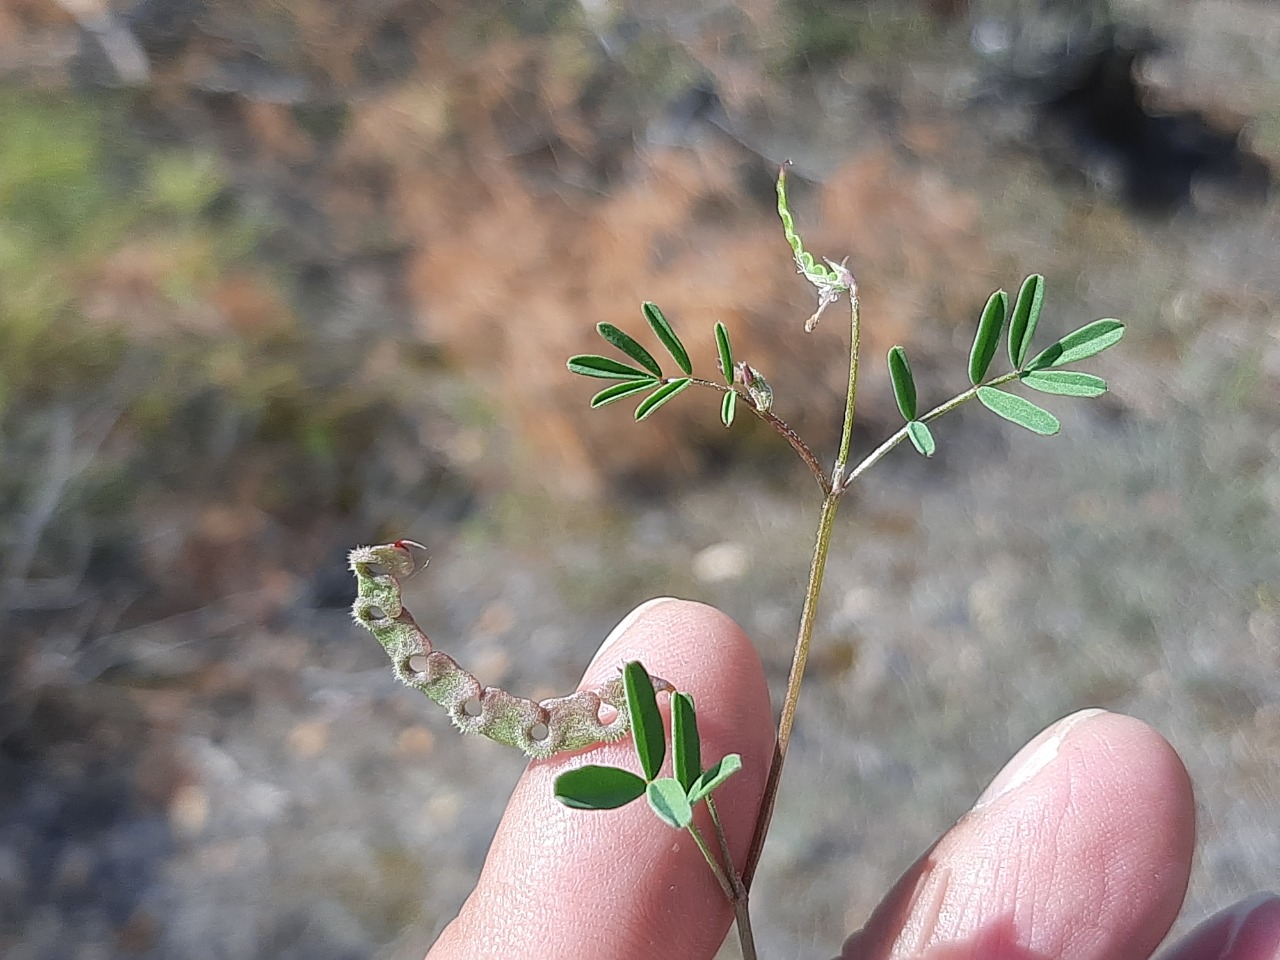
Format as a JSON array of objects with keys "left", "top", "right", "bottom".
[{"left": 349, "top": 543, "right": 673, "bottom": 759}]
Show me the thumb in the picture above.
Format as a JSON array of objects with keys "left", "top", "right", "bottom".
[{"left": 428, "top": 598, "right": 774, "bottom": 960}]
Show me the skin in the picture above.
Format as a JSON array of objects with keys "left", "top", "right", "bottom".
[{"left": 429, "top": 599, "right": 1280, "bottom": 960}]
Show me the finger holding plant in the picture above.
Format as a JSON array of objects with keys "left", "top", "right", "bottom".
[
  {"left": 558, "top": 165, "right": 1123, "bottom": 954},
  {"left": 554, "top": 662, "right": 753, "bottom": 953},
  {"left": 353, "top": 162, "right": 1125, "bottom": 960}
]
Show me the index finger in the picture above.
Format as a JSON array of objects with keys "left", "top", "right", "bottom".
[{"left": 428, "top": 598, "right": 775, "bottom": 960}]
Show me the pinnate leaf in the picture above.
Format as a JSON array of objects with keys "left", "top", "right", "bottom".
[
  {"left": 624, "top": 661, "right": 664, "bottom": 780},
  {"left": 647, "top": 778, "right": 693, "bottom": 829},
  {"left": 1020, "top": 370, "right": 1107, "bottom": 397},
  {"left": 634, "top": 378, "right": 691, "bottom": 421},
  {"left": 642, "top": 302, "right": 692, "bottom": 375},
  {"left": 590, "top": 379, "right": 657, "bottom": 408},
  {"left": 1025, "top": 320, "right": 1124, "bottom": 371},
  {"left": 1008, "top": 274, "right": 1044, "bottom": 369},
  {"left": 887, "top": 346, "right": 917, "bottom": 421},
  {"left": 597, "top": 323, "right": 662, "bottom": 377},
  {"left": 568, "top": 355, "right": 653, "bottom": 381},
  {"left": 555, "top": 765, "right": 646, "bottom": 810},
  {"left": 969, "top": 289, "right": 1008, "bottom": 384},
  {"left": 687, "top": 754, "right": 742, "bottom": 805},
  {"left": 976, "top": 387, "right": 1060, "bottom": 435},
  {"left": 907, "top": 420, "right": 936, "bottom": 457}
]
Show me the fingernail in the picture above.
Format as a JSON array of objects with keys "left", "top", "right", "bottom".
[
  {"left": 586, "top": 597, "right": 681, "bottom": 671},
  {"left": 972, "top": 708, "right": 1106, "bottom": 810},
  {"left": 1160, "top": 893, "right": 1280, "bottom": 960}
]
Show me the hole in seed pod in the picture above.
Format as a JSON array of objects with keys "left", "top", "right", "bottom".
[
  {"left": 462, "top": 697, "right": 483, "bottom": 718},
  {"left": 407, "top": 654, "right": 428, "bottom": 673},
  {"left": 528, "top": 722, "right": 549, "bottom": 742},
  {"left": 597, "top": 703, "right": 619, "bottom": 725},
  {"left": 365, "top": 563, "right": 392, "bottom": 578},
  {"left": 364, "top": 606, "right": 387, "bottom": 621}
]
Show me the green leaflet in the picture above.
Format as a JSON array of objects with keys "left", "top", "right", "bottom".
[
  {"left": 624, "top": 661, "right": 664, "bottom": 780},
  {"left": 714, "top": 322, "right": 734, "bottom": 385},
  {"left": 907, "top": 420, "right": 935, "bottom": 457},
  {"left": 969, "top": 289, "right": 1008, "bottom": 384},
  {"left": 672, "top": 693, "right": 701, "bottom": 793},
  {"left": 590, "top": 379, "right": 657, "bottom": 408},
  {"left": 687, "top": 754, "right": 742, "bottom": 805},
  {"left": 976, "top": 386, "right": 1060, "bottom": 435},
  {"left": 721, "top": 389, "right": 737, "bottom": 428},
  {"left": 647, "top": 778, "right": 693, "bottom": 829},
  {"left": 597, "top": 322, "right": 662, "bottom": 377},
  {"left": 1024, "top": 319, "right": 1125, "bottom": 371},
  {"left": 887, "top": 346, "right": 917, "bottom": 421},
  {"left": 1008, "top": 274, "right": 1044, "bottom": 369},
  {"left": 568, "top": 355, "right": 653, "bottom": 380},
  {"left": 642, "top": 302, "right": 692, "bottom": 375},
  {"left": 635, "top": 378, "right": 692, "bottom": 421},
  {"left": 555, "top": 765, "right": 646, "bottom": 810},
  {"left": 1020, "top": 370, "right": 1107, "bottom": 397}
]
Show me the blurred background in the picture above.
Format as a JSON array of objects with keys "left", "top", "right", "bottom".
[{"left": 1, "top": 0, "right": 1277, "bottom": 957}]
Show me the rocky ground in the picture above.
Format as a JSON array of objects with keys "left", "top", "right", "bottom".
[{"left": 0, "top": 1, "right": 1277, "bottom": 958}]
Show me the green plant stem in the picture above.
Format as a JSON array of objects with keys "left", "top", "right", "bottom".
[
  {"left": 687, "top": 819, "right": 756, "bottom": 958},
  {"left": 687, "top": 821, "right": 734, "bottom": 900},
  {"left": 705, "top": 797, "right": 756, "bottom": 959},
  {"left": 742, "top": 487, "right": 840, "bottom": 889},
  {"left": 742, "top": 368, "right": 1026, "bottom": 886},
  {"left": 841, "top": 370, "right": 1019, "bottom": 491},
  {"left": 744, "top": 294, "right": 859, "bottom": 888},
  {"left": 731, "top": 891, "right": 758, "bottom": 960}
]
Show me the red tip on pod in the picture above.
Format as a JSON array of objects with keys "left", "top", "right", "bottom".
[{"left": 392, "top": 540, "right": 429, "bottom": 574}]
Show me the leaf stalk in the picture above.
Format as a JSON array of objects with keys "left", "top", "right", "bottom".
[
  {"left": 687, "top": 820, "right": 734, "bottom": 901},
  {"left": 841, "top": 370, "right": 1020, "bottom": 491},
  {"left": 677, "top": 377, "right": 830, "bottom": 493},
  {"left": 705, "top": 797, "right": 757, "bottom": 960},
  {"left": 687, "top": 817, "right": 757, "bottom": 958}
]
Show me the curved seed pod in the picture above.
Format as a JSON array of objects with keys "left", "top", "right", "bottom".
[{"left": 349, "top": 542, "right": 674, "bottom": 759}]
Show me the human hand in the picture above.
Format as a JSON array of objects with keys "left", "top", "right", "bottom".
[{"left": 427, "top": 599, "right": 1280, "bottom": 960}]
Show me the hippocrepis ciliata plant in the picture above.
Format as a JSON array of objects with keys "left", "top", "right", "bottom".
[{"left": 349, "top": 163, "right": 1124, "bottom": 958}]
